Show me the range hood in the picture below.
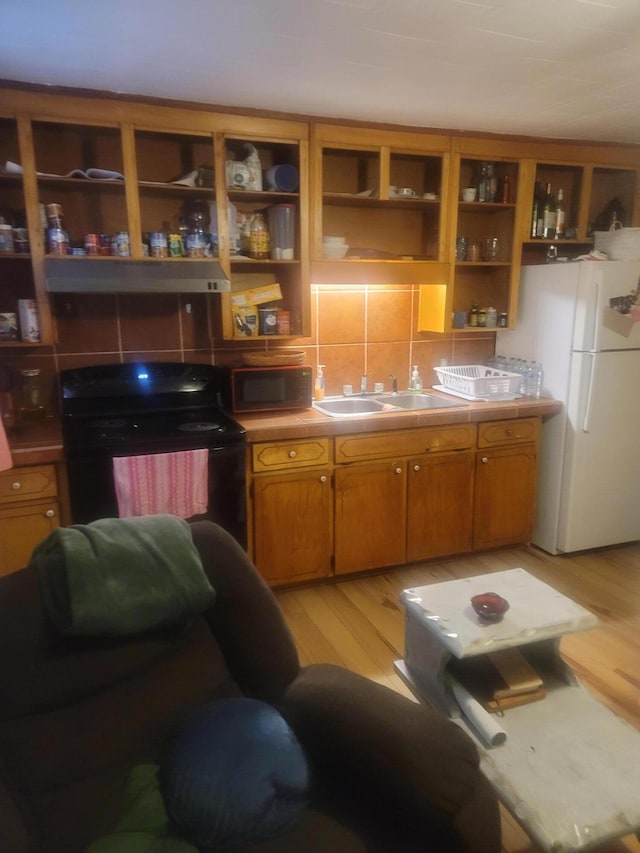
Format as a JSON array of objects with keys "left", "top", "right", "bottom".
[{"left": 45, "top": 257, "right": 230, "bottom": 293}]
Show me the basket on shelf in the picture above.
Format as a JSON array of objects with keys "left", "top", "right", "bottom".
[
  {"left": 241, "top": 349, "right": 306, "bottom": 367},
  {"left": 434, "top": 364, "right": 521, "bottom": 400}
]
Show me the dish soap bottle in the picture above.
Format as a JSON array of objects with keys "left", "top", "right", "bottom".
[
  {"left": 314, "top": 365, "right": 326, "bottom": 401},
  {"left": 409, "top": 364, "right": 423, "bottom": 392}
]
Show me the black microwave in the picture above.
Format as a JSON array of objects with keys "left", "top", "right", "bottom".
[{"left": 228, "top": 365, "right": 313, "bottom": 414}]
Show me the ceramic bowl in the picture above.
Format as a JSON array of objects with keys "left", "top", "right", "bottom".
[{"left": 471, "top": 592, "right": 510, "bottom": 621}]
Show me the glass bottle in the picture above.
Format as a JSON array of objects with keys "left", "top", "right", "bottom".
[
  {"left": 18, "top": 368, "right": 46, "bottom": 420},
  {"left": 542, "top": 182, "right": 556, "bottom": 239},
  {"left": 554, "top": 188, "right": 565, "bottom": 239},
  {"left": 249, "top": 212, "right": 268, "bottom": 260},
  {"left": 531, "top": 182, "right": 540, "bottom": 238}
]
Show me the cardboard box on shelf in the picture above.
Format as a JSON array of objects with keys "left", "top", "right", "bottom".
[{"left": 230, "top": 282, "right": 282, "bottom": 309}]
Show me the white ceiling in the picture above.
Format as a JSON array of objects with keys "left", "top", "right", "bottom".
[{"left": 3, "top": 0, "right": 640, "bottom": 145}]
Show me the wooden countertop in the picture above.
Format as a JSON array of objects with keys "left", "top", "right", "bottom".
[
  {"left": 6, "top": 417, "right": 64, "bottom": 466},
  {"left": 5, "top": 392, "right": 562, "bottom": 466},
  {"left": 236, "top": 392, "right": 562, "bottom": 442}
]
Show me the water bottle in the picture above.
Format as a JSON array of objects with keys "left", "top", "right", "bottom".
[{"left": 525, "top": 361, "right": 543, "bottom": 397}]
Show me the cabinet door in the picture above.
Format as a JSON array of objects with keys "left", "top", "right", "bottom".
[
  {"left": 334, "top": 460, "right": 406, "bottom": 574},
  {"left": 0, "top": 501, "right": 59, "bottom": 575},
  {"left": 407, "top": 450, "right": 474, "bottom": 562},
  {"left": 253, "top": 468, "right": 332, "bottom": 585},
  {"left": 473, "top": 445, "right": 537, "bottom": 549}
]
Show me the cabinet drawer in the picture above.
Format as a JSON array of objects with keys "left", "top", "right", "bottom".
[
  {"left": 0, "top": 465, "right": 58, "bottom": 505},
  {"left": 477, "top": 418, "right": 540, "bottom": 449},
  {"left": 335, "top": 424, "right": 476, "bottom": 464},
  {"left": 252, "top": 438, "right": 330, "bottom": 472}
]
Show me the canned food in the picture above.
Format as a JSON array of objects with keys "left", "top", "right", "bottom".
[
  {"left": 276, "top": 310, "right": 291, "bottom": 335},
  {"left": 115, "top": 231, "right": 130, "bottom": 257},
  {"left": 168, "top": 233, "right": 183, "bottom": 257},
  {"left": 85, "top": 233, "right": 100, "bottom": 256},
  {"left": 186, "top": 231, "right": 206, "bottom": 258},
  {"left": 150, "top": 232, "right": 168, "bottom": 258},
  {"left": 99, "top": 234, "right": 111, "bottom": 256}
]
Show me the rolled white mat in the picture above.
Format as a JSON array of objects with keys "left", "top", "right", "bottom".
[{"left": 449, "top": 677, "right": 507, "bottom": 748}]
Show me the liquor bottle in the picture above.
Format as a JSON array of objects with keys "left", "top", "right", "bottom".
[
  {"left": 531, "top": 181, "right": 541, "bottom": 238},
  {"left": 542, "top": 182, "right": 556, "bottom": 239},
  {"left": 554, "top": 188, "right": 566, "bottom": 239}
]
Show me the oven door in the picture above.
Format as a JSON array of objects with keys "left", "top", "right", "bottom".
[{"left": 65, "top": 443, "right": 247, "bottom": 548}]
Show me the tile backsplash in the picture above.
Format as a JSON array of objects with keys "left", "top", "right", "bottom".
[{"left": 3, "top": 284, "right": 495, "bottom": 414}]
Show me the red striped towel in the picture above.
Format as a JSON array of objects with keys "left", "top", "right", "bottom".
[
  {"left": 0, "top": 419, "right": 12, "bottom": 472},
  {"left": 113, "top": 449, "right": 209, "bottom": 519}
]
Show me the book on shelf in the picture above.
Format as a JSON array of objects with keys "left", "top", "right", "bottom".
[{"left": 448, "top": 647, "right": 546, "bottom": 713}]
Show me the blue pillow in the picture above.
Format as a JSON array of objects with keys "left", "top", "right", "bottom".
[{"left": 159, "top": 698, "right": 310, "bottom": 850}]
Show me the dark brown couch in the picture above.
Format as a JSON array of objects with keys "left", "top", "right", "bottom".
[{"left": 0, "top": 521, "right": 501, "bottom": 852}]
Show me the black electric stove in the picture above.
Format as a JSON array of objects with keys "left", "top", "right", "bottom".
[{"left": 60, "top": 362, "right": 247, "bottom": 545}]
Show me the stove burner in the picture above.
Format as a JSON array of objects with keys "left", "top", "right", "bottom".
[
  {"left": 91, "top": 418, "right": 130, "bottom": 431},
  {"left": 177, "top": 421, "right": 222, "bottom": 433}
]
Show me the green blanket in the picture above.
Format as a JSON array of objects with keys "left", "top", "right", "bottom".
[
  {"left": 32, "top": 515, "right": 215, "bottom": 636},
  {"left": 85, "top": 764, "right": 197, "bottom": 853}
]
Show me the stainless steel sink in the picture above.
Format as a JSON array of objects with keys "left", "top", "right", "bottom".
[
  {"left": 312, "top": 392, "right": 467, "bottom": 418},
  {"left": 378, "top": 393, "right": 466, "bottom": 410},
  {"left": 312, "top": 397, "right": 386, "bottom": 416}
]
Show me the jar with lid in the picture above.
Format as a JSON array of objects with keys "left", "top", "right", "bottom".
[
  {"left": 469, "top": 303, "right": 479, "bottom": 327},
  {"left": 17, "top": 368, "right": 46, "bottom": 421},
  {"left": 476, "top": 308, "right": 487, "bottom": 327},
  {"left": 185, "top": 200, "right": 210, "bottom": 258}
]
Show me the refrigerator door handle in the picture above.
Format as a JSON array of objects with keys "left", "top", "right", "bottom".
[{"left": 582, "top": 352, "right": 597, "bottom": 433}]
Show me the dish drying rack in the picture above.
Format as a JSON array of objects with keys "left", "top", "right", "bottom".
[{"left": 434, "top": 365, "right": 522, "bottom": 401}]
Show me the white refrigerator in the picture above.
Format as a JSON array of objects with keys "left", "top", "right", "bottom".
[{"left": 497, "top": 260, "right": 640, "bottom": 554}]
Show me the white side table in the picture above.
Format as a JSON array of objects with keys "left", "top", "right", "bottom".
[{"left": 394, "top": 568, "right": 640, "bottom": 852}]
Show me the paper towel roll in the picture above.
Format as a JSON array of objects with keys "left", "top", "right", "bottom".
[{"left": 450, "top": 677, "right": 507, "bottom": 748}]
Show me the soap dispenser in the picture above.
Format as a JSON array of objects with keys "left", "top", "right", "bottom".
[
  {"left": 409, "top": 364, "right": 423, "bottom": 392},
  {"left": 314, "top": 364, "right": 326, "bottom": 401}
]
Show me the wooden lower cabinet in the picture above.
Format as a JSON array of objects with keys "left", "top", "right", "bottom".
[
  {"left": 334, "top": 460, "right": 407, "bottom": 574},
  {"left": 252, "top": 467, "right": 333, "bottom": 585},
  {"left": 249, "top": 417, "right": 541, "bottom": 585},
  {"left": 0, "top": 464, "right": 60, "bottom": 576},
  {"left": 407, "top": 449, "right": 474, "bottom": 562},
  {"left": 473, "top": 417, "right": 539, "bottom": 549}
]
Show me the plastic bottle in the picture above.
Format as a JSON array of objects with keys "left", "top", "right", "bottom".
[
  {"left": 249, "top": 212, "right": 268, "bottom": 259},
  {"left": 527, "top": 361, "right": 544, "bottom": 398},
  {"left": 409, "top": 364, "right": 423, "bottom": 392},
  {"left": 314, "top": 364, "right": 326, "bottom": 401}
]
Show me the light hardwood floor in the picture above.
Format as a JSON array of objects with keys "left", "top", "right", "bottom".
[{"left": 275, "top": 541, "right": 640, "bottom": 853}]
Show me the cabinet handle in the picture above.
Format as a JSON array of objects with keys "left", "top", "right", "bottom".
[
  {"left": 395, "top": 467, "right": 402, "bottom": 474},
  {"left": 12, "top": 481, "right": 22, "bottom": 490},
  {"left": 288, "top": 450, "right": 297, "bottom": 458},
  {"left": 481, "top": 457, "right": 489, "bottom": 463},
  {"left": 319, "top": 475, "right": 327, "bottom": 483},
  {"left": 45, "top": 509, "right": 55, "bottom": 518},
  {"left": 413, "top": 464, "right": 421, "bottom": 472}
]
